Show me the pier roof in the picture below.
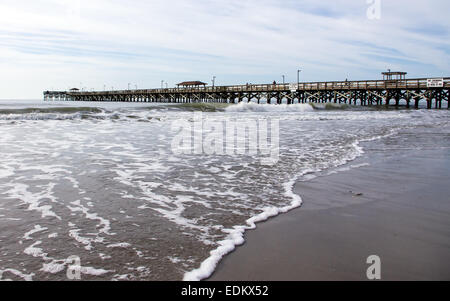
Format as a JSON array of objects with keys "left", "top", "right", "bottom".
[
  {"left": 382, "top": 71, "right": 407, "bottom": 81},
  {"left": 177, "top": 81, "right": 207, "bottom": 87},
  {"left": 381, "top": 71, "right": 407, "bottom": 76}
]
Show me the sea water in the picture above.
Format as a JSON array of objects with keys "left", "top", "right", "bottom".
[{"left": 0, "top": 99, "right": 448, "bottom": 280}]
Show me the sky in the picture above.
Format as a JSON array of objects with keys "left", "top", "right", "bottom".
[{"left": 0, "top": 0, "right": 449, "bottom": 99}]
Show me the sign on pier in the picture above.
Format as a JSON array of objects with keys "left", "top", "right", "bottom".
[
  {"left": 427, "top": 78, "right": 444, "bottom": 88},
  {"left": 289, "top": 83, "right": 298, "bottom": 92}
]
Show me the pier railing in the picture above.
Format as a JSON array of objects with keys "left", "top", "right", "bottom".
[{"left": 50, "top": 77, "right": 449, "bottom": 96}]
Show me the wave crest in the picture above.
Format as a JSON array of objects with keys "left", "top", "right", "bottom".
[
  {"left": 0, "top": 107, "right": 104, "bottom": 115},
  {"left": 225, "top": 102, "right": 315, "bottom": 113}
]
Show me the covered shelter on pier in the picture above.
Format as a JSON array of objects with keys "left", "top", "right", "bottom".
[
  {"left": 382, "top": 71, "right": 407, "bottom": 81},
  {"left": 176, "top": 81, "right": 207, "bottom": 88}
]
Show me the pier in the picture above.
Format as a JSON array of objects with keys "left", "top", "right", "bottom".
[{"left": 44, "top": 76, "right": 450, "bottom": 109}]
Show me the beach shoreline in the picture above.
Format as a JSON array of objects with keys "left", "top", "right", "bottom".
[{"left": 209, "top": 126, "right": 450, "bottom": 281}]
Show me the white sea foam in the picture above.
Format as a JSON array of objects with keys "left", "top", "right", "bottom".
[
  {"left": 67, "top": 200, "right": 113, "bottom": 235},
  {"left": 80, "top": 266, "right": 111, "bottom": 276},
  {"left": 68, "top": 229, "right": 104, "bottom": 251},
  {"left": 112, "top": 274, "right": 132, "bottom": 281},
  {"left": 0, "top": 165, "right": 14, "bottom": 179},
  {"left": 0, "top": 268, "right": 34, "bottom": 281},
  {"left": 41, "top": 259, "right": 111, "bottom": 276},
  {"left": 99, "top": 253, "right": 112, "bottom": 260},
  {"left": 21, "top": 237, "right": 111, "bottom": 276},
  {"left": 5, "top": 183, "right": 61, "bottom": 220},
  {"left": 168, "top": 257, "right": 182, "bottom": 264},
  {"left": 326, "top": 163, "right": 371, "bottom": 175},
  {"left": 24, "top": 241, "right": 47, "bottom": 258},
  {"left": 41, "top": 261, "right": 66, "bottom": 274},
  {"left": 225, "top": 102, "right": 314, "bottom": 113},
  {"left": 23, "top": 225, "right": 48, "bottom": 240},
  {"left": 106, "top": 243, "right": 131, "bottom": 248},
  {"left": 183, "top": 194, "right": 302, "bottom": 281}
]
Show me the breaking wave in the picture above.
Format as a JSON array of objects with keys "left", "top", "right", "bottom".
[
  {"left": 0, "top": 107, "right": 104, "bottom": 115},
  {"left": 225, "top": 102, "right": 315, "bottom": 112}
]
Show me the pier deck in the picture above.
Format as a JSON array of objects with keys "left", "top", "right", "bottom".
[{"left": 44, "top": 77, "right": 450, "bottom": 109}]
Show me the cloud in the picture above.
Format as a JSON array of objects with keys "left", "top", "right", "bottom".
[{"left": 0, "top": 0, "right": 449, "bottom": 98}]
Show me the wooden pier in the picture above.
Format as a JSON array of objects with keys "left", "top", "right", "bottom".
[{"left": 44, "top": 77, "right": 450, "bottom": 109}]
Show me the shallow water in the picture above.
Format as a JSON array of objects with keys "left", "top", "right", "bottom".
[{"left": 0, "top": 99, "right": 448, "bottom": 280}]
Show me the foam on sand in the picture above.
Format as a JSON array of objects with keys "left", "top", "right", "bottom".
[
  {"left": 183, "top": 191, "right": 302, "bottom": 281},
  {"left": 22, "top": 240, "right": 111, "bottom": 276}
]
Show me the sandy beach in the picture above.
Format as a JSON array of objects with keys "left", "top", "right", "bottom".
[{"left": 210, "top": 126, "right": 450, "bottom": 281}]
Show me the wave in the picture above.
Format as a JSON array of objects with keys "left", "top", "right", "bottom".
[
  {"left": 0, "top": 101, "right": 406, "bottom": 123},
  {"left": 172, "top": 103, "right": 231, "bottom": 112},
  {"left": 0, "top": 107, "right": 119, "bottom": 121},
  {"left": 0, "top": 103, "right": 229, "bottom": 121},
  {"left": 225, "top": 102, "right": 315, "bottom": 113},
  {"left": 310, "top": 103, "right": 350, "bottom": 110},
  {"left": 0, "top": 107, "right": 104, "bottom": 115},
  {"left": 223, "top": 102, "right": 377, "bottom": 112},
  {"left": 0, "top": 113, "right": 112, "bottom": 121}
]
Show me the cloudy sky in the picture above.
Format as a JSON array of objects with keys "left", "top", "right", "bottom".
[{"left": 0, "top": 0, "right": 449, "bottom": 99}]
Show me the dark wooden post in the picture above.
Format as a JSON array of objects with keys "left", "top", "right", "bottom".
[
  {"left": 437, "top": 91, "right": 442, "bottom": 109},
  {"left": 426, "top": 91, "right": 432, "bottom": 109},
  {"left": 447, "top": 90, "right": 450, "bottom": 109},
  {"left": 385, "top": 91, "right": 391, "bottom": 107},
  {"left": 414, "top": 96, "right": 420, "bottom": 109},
  {"left": 406, "top": 92, "right": 411, "bottom": 109},
  {"left": 395, "top": 91, "right": 400, "bottom": 107}
]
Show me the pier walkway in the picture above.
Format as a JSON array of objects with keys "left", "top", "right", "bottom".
[{"left": 44, "top": 77, "right": 450, "bottom": 109}]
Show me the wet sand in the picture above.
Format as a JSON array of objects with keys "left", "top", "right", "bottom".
[{"left": 210, "top": 128, "right": 450, "bottom": 280}]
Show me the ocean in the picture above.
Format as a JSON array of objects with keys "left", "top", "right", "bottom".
[{"left": 0, "top": 99, "right": 448, "bottom": 281}]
